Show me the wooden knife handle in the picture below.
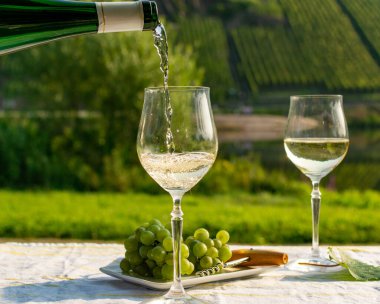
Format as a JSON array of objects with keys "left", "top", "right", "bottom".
[{"left": 230, "top": 249, "right": 288, "bottom": 266}]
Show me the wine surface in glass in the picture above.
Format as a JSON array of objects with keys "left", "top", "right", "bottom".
[
  {"left": 139, "top": 152, "right": 216, "bottom": 191},
  {"left": 284, "top": 138, "right": 349, "bottom": 180}
]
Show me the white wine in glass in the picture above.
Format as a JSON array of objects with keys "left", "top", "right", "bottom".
[
  {"left": 139, "top": 152, "right": 216, "bottom": 192},
  {"left": 284, "top": 95, "right": 349, "bottom": 272},
  {"left": 137, "top": 86, "right": 218, "bottom": 303}
]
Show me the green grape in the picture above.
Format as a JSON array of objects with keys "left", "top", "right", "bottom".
[
  {"left": 181, "top": 243, "right": 190, "bottom": 259},
  {"left": 149, "top": 219, "right": 162, "bottom": 226},
  {"left": 120, "top": 258, "right": 131, "bottom": 273},
  {"left": 213, "top": 239, "right": 222, "bottom": 249},
  {"left": 127, "top": 251, "right": 144, "bottom": 266},
  {"left": 156, "top": 260, "right": 165, "bottom": 267},
  {"left": 193, "top": 242, "right": 207, "bottom": 258},
  {"left": 181, "top": 258, "right": 191, "bottom": 275},
  {"left": 195, "top": 262, "right": 203, "bottom": 271},
  {"left": 124, "top": 250, "right": 133, "bottom": 260},
  {"left": 153, "top": 266, "right": 162, "bottom": 279},
  {"left": 194, "top": 228, "right": 209, "bottom": 242},
  {"left": 218, "top": 245, "right": 232, "bottom": 262},
  {"left": 185, "top": 236, "right": 195, "bottom": 246},
  {"left": 165, "top": 252, "right": 174, "bottom": 265},
  {"left": 157, "top": 228, "right": 171, "bottom": 242},
  {"left": 204, "top": 238, "right": 214, "bottom": 248},
  {"left": 216, "top": 230, "right": 230, "bottom": 245},
  {"left": 124, "top": 224, "right": 231, "bottom": 279},
  {"left": 147, "top": 224, "right": 161, "bottom": 235},
  {"left": 147, "top": 248, "right": 154, "bottom": 260},
  {"left": 140, "top": 230, "right": 155, "bottom": 245},
  {"left": 124, "top": 235, "right": 139, "bottom": 252},
  {"left": 213, "top": 257, "right": 222, "bottom": 267},
  {"left": 162, "top": 264, "right": 174, "bottom": 280},
  {"left": 200, "top": 256, "right": 213, "bottom": 269},
  {"left": 162, "top": 236, "right": 173, "bottom": 252},
  {"left": 134, "top": 226, "right": 146, "bottom": 239},
  {"left": 139, "top": 245, "right": 152, "bottom": 259},
  {"left": 187, "top": 261, "right": 195, "bottom": 275},
  {"left": 189, "top": 239, "right": 200, "bottom": 251},
  {"left": 145, "top": 259, "right": 156, "bottom": 270},
  {"left": 133, "top": 264, "right": 150, "bottom": 277},
  {"left": 206, "top": 247, "right": 219, "bottom": 258},
  {"left": 151, "top": 246, "right": 166, "bottom": 263},
  {"left": 188, "top": 254, "right": 197, "bottom": 265}
]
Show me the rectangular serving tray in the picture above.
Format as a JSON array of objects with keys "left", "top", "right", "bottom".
[{"left": 100, "top": 258, "right": 279, "bottom": 290}]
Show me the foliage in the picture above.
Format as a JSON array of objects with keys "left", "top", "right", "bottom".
[
  {"left": 281, "top": 0, "right": 380, "bottom": 90},
  {"left": 231, "top": 27, "right": 298, "bottom": 94},
  {"left": 0, "top": 1, "right": 379, "bottom": 192},
  {"left": 196, "top": 156, "right": 309, "bottom": 196},
  {"left": 158, "top": 0, "right": 284, "bottom": 21},
  {"left": 334, "top": 163, "right": 380, "bottom": 191},
  {"left": 340, "top": 0, "right": 380, "bottom": 59},
  {"left": 328, "top": 247, "right": 380, "bottom": 281},
  {"left": 324, "top": 189, "right": 380, "bottom": 209},
  {"left": 0, "top": 115, "right": 379, "bottom": 192},
  {"left": 2, "top": 29, "right": 203, "bottom": 107},
  {"left": 159, "top": 0, "right": 380, "bottom": 102},
  {"left": 2, "top": 0, "right": 380, "bottom": 105},
  {"left": 0, "top": 30, "right": 203, "bottom": 189},
  {"left": 345, "top": 103, "right": 380, "bottom": 128},
  {"left": 0, "top": 121, "right": 313, "bottom": 193},
  {"left": 0, "top": 190, "right": 379, "bottom": 244},
  {"left": 175, "top": 16, "right": 236, "bottom": 104},
  {"left": 232, "top": 0, "right": 380, "bottom": 97}
]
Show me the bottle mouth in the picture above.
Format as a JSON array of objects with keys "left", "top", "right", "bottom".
[{"left": 142, "top": 1, "right": 159, "bottom": 31}]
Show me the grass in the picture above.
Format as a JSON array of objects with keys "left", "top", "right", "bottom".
[{"left": 0, "top": 190, "right": 379, "bottom": 244}]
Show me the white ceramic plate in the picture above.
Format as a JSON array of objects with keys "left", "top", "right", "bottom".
[{"left": 100, "top": 258, "right": 279, "bottom": 290}]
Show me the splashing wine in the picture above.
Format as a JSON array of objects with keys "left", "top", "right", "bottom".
[
  {"left": 153, "top": 23, "right": 175, "bottom": 153},
  {"left": 153, "top": 24, "right": 169, "bottom": 87}
]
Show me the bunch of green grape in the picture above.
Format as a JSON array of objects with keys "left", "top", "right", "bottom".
[
  {"left": 120, "top": 219, "right": 232, "bottom": 280},
  {"left": 185, "top": 228, "right": 232, "bottom": 274}
]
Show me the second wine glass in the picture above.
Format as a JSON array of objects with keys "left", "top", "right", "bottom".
[
  {"left": 284, "top": 95, "right": 349, "bottom": 272},
  {"left": 137, "top": 86, "right": 218, "bottom": 303}
]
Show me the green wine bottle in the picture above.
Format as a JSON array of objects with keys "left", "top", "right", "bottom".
[{"left": 0, "top": 0, "right": 159, "bottom": 55}]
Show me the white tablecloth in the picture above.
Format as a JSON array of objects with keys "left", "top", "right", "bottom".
[{"left": 0, "top": 243, "right": 379, "bottom": 304}]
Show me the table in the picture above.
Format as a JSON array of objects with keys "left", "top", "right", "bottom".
[{"left": 0, "top": 243, "right": 379, "bottom": 304}]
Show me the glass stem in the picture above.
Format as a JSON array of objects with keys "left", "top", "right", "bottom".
[
  {"left": 311, "top": 181, "right": 321, "bottom": 258},
  {"left": 166, "top": 192, "right": 186, "bottom": 299}
]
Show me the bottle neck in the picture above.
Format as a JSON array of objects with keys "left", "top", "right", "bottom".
[
  {"left": 0, "top": 0, "right": 98, "bottom": 55},
  {"left": 95, "top": 1, "right": 159, "bottom": 33}
]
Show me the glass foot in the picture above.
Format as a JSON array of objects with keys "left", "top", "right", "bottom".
[
  {"left": 140, "top": 294, "right": 208, "bottom": 304},
  {"left": 286, "top": 257, "right": 343, "bottom": 273}
]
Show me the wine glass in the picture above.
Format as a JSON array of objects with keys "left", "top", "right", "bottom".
[
  {"left": 284, "top": 95, "right": 349, "bottom": 272},
  {"left": 137, "top": 86, "right": 218, "bottom": 303}
]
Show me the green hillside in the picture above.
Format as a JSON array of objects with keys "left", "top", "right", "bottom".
[{"left": 157, "top": 0, "right": 380, "bottom": 105}]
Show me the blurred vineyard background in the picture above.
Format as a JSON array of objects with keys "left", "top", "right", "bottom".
[{"left": 0, "top": 0, "right": 379, "bottom": 242}]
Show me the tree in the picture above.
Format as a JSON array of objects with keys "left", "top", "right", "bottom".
[{"left": 0, "top": 28, "right": 204, "bottom": 190}]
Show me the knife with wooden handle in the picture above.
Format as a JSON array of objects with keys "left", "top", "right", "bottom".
[
  {"left": 230, "top": 248, "right": 288, "bottom": 266},
  {"left": 195, "top": 249, "right": 288, "bottom": 277}
]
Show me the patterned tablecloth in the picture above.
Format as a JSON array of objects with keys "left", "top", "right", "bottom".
[{"left": 0, "top": 243, "right": 379, "bottom": 304}]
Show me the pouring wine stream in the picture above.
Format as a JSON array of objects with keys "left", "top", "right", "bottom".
[{"left": 153, "top": 23, "right": 175, "bottom": 153}]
